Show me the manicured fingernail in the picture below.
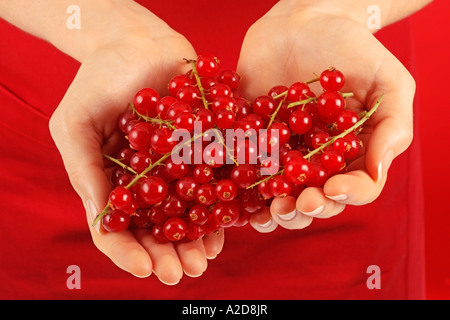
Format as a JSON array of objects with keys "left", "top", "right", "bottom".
[
  {"left": 86, "top": 199, "right": 100, "bottom": 234},
  {"left": 300, "top": 205, "right": 325, "bottom": 217},
  {"left": 326, "top": 194, "right": 348, "bottom": 201},
  {"left": 255, "top": 218, "right": 277, "bottom": 232},
  {"left": 377, "top": 150, "right": 394, "bottom": 183},
  {"left": 132, "top": 272, "right": 152, "bottom": 279},
  {"left": 277, "top": 209, "right": 298, "bottom": 222}
]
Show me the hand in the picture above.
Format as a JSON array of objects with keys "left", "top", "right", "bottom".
[
  {"left": 49, "top": 10, "right": 224, "bottom": 284},
  {"left": 238, "top": 1, "right": 415, "bottom": 231}
]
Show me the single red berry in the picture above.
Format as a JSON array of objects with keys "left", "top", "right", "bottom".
[
  {"left": 311, "top": 131, "right": 331, "bottom": 149},
  {"left": 317, "top": 91, "right": 345, "bottom": 123},
  {"left": 193, "top": 164, "right": 214, "bottom": 183},
  {"left": 133, "top": 88, "right": 160, "bottom": 117},
  {"left": 161, "top": 193, "right": 187, "bottom": 217},
  {"left": 336, "top": 110, "right": 360, "bottom": 132},
  {"left": 215, "top": 179, "right": 238, "bottom": 202},
  {"left": 195, "top": 183, "right": 217, "bottom": 206},
  {"left": 166, "top": 101, "right": 192, "bottom": 121},
  {"left": 196, "top": 54, "right": 219, "bottom": 77},
  {"left": 320, "top": 68, "right": 345, "bottom": 91},
  {"left": 163, "top": 217, "right": 188, "bottom": 241},
  {"left": 165, "top": 158, "right": 189, "bottom": 179},
  {"left": 195, "top": 108, "right": 215, "bottom": 131},
  {"left": 211, "top": 201, "right": 240, "bottom": 228},
  {"left": 269, "top": 175, "right": 292, "bottom": 198},
  {"left": 284, "top": 157, "right": 311, "bottom": 185},
  {"left": 175, "top": 176, "right": 199, "bottom": 201},
  {"left": 289, "top": 109, "right": 312, "bottom": 135},
  {"left": 230, "top": 164, "right": 258, "bottom": 188},
  {"left": 306, "top": 163, "right": 330, "bottom": 187},
  {"left": 176, "top": 85, "right": 201, "bottom": 107},
  {"left": 268, "top": 85, "right": 289, "bottom": 99},
  {"left": 218, "top": 69, "right": 240, "bottom": 89},
  {"left": 253, "top": 96, "right": 276, "bottom": 119},
  {"left": 287, "top": 82, "right": 313, "bottom": 101},
  {"left": 188, "top": 205, "right": 210, "bottom": 226},
  {"left": 140, "top": 176, "right": 168, "bottom": 205},
  {"left": 102, "top": 209, "right": 130, "bottom": 232},
  {"left": 269, "top": 122, "right": 291, "bottom": 144},
  {"left": 150, "top": 127, "right": 177, "bottom": 154},
  {"left": 215, "top": 108, "right": 236, "bottom": 129},
  {"left": 343, "top": 132, "right": 362, "bottom": 159},
  {"left": 209, "top": 83, "right": 232, "bottom": 100},
  {"left": 174, "top": 111, "right": 195, "bottom": 132},
  {"left": 168, "top": 75, "right": 193, "bottom": 97},
  {"left": 257, "top": 178, "right": 274, "bottom": 199},
  {"left": 148, "top": 205, "right": 167, "bottom": 225},
  {"left": 109, "top": 186, "right": 132, "bottom": 211},
  {"left": 129, "top": 150, "right": 154, "bottom": 173},
  {"left": 321, "top": 150, "right": 346, "bottom": 173},
  {"left": 128, "top": 122, "right": 155, "bottom": 151}
]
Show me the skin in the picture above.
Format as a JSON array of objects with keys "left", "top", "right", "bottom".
[
  {"left": 240, "top": 0, "right": 429, "bottom": 232},
  {"left": 0, "top": 0, "right": 432, "bottom": 283}
]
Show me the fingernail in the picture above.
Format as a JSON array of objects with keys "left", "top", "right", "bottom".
[
  {"left": 377, "top": 150, "right": 394, "bottom": 183},
  {"left": 86, "top": 199, "right": 100, "bottom": 234},
  {"left": 300, "top": 205, "right": 325, "bottom": 217},
  {"left": 326, "top": 194, "right": 348, "bottom": 201},
  {"left": 277, "top": 209, "right": 299, "bottom": 222},
  {"left": 255, "top": 218, "right": 278, "bottom": 232},
  {"left": 132, "top": 272, "right": 152, "bottom": 279}
]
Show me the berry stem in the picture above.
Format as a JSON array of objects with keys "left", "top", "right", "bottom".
[
  {"left": 184, "top": 58, "right": 209, "bottom": 110},
  {"left": 306, "top": 74, "right": 320, "bottom": 84},
  {"left": 267, "top": 94, "right": 287, "bottom": 129},
  {"left": 246, "top": 93, "right": 385, "bottom": 190},
  {"left": 130, "top": 103, "right": 176, "bottom": 130},
  {"left": 103, "top": 154, "right": 137, "bottom": 175}
]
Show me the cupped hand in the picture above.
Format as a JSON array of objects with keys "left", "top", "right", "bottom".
[
  {"left": 49, "top": 16, "right": 224, "bottom": 283},
  {"left": 238, "top": 1, "right": 415, "bottom": 232}
]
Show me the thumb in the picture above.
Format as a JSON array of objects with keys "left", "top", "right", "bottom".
[{"left": 365, "top": 74, "right": 415, "bottom": 183}]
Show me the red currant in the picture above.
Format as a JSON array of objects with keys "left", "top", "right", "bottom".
[
  {"left": 140, "top": 176, "right": 168, "bottom": 205},
  {"left": 133, "top": 88, "right": 160, "bottom": 117},
  {"left": 102, "top": 209, "right": 130, "bottom": 232},
  {"left": 320, "top": 68, "right": 345, "bottom": 92},
  {"left": 163, "top": 217, "right": 188, "bottom": 241}
]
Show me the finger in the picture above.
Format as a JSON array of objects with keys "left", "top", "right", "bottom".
[
  {"left": 296, "top": 187, "right": 346, "bottom": 219},
  {"left": 175, "top": 240, "right": 208, "bottom": 278},
  {"left": 135, "top": 230, "right": 183, "bottom": 285},
  {"left": 202, "top": 229, "right": 225, "bottom": 259},
  {"left": 323, "top": 169, "right": 387, "bottom": 206},
  {"left": 249, "top": 207, "right": 278, "bottom": 233},
  {"left": 85, "top": 207, "right": 152, "bottom": 277},
  {"left": 270, "top": 196, "right": 313, "bottom": 230}
]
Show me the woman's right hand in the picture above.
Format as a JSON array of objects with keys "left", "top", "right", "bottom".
[{"left": 49, "top": 1, "right": 224, "bottom": 284}]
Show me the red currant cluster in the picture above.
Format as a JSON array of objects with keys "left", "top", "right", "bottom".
[{"left": 96, "top": 54, "right": 382, "bottom": 243}]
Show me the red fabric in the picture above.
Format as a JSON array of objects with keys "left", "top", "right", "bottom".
[{"left": 0, "top": 0, "right": 425, "bottom": 299}]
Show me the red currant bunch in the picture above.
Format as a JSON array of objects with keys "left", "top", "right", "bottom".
[{"left": 96, "top": 54, "right": 382, "bottom": 245}]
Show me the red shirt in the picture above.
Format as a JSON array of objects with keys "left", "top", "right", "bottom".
[{"left": 0, "top": 0, "right": 425, "bottom": 299}]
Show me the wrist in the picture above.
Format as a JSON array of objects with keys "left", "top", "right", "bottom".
[
  {"left": 58, "top": 0, "right": 177, "bottom": 62},
  {"left": 278, "top": 0, "right": 391, "bottom": 31}
]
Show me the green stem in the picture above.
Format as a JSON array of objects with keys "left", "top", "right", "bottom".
[
  {"left": 185, "top": 58, "right": 209, "bottom": 109},
  {"left": 130, "top": 103, "right": 176, "bottom": 130},
  {"left": 103, "top": 154, "right": 137, "bottom": 175}
]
